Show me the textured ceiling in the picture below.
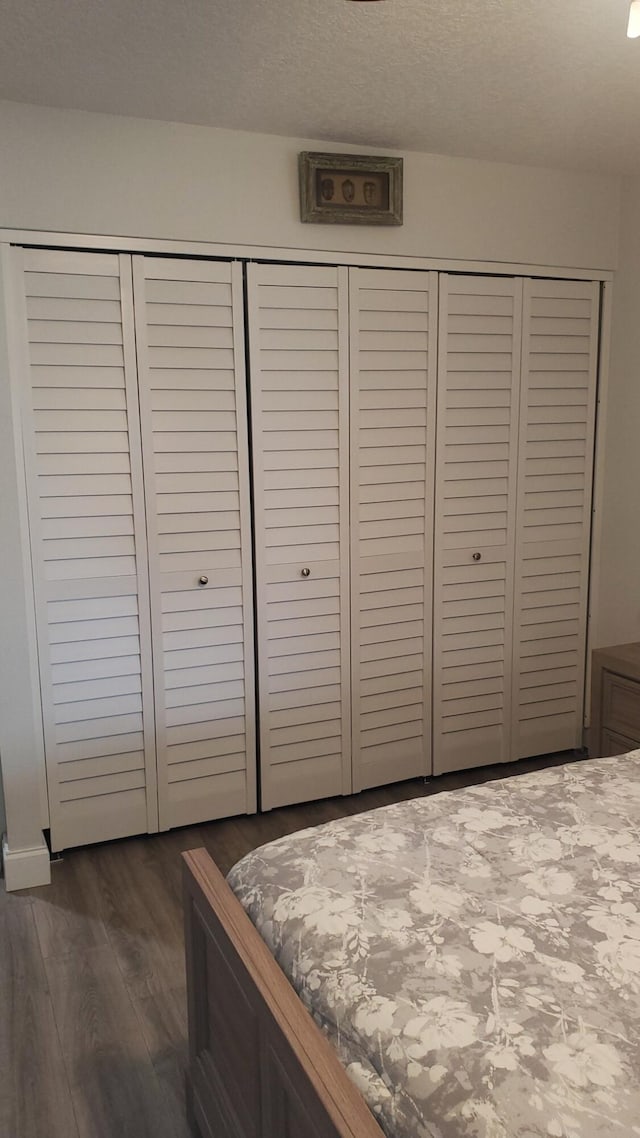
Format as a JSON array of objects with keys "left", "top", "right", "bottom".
[{"left": 0, "top": 0, "right": 638, "bottom": 173}]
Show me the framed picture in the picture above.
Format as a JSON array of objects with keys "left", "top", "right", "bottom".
[{"left": 298, "top": 152, "right": 403, "bottom": 226}]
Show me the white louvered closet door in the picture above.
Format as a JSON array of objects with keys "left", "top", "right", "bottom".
[
  {"left": 433, "top": 275, "right": 523, "bottom": 774},
  {"left": 512, "top": 279, "right": 599, "bottom": 758},
  {"left": 133, "top": 257, "right": 256, "bottom": 829},
  {"left": 13, "top": 248, "right": 157, "bottom": 851},
  {"left": 248, "top": 264, "right": 351, "bottom": 810},
  {"left": 350, "top": 269, "right": 437, "bottom": 790}
]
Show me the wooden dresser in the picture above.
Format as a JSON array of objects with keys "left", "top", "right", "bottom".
[{"left": 590, "top": 642, "right": 640, "bottom": 757}]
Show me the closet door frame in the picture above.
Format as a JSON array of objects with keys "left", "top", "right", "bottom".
[
  {"left": 0, "top": 229, "right": 613, "bottom": 282},
  {"left": 0, "top": 226, "right": 612, "bottom": 888},
  {"left": 4, "top": 246, "right": 50, "bottom": 831}
]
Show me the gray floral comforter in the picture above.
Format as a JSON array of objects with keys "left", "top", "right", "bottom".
[{"left": 227, "top": 754, "right": 640, "bottom": 1138}]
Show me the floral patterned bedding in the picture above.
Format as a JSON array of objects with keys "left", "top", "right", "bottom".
[{"left": 227, "top": 754, "right": 640, "bottom": 1138}]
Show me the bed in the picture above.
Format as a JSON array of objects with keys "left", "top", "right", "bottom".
[{"left": 183, "top": 752, "right": 640, "bottom": 1138}]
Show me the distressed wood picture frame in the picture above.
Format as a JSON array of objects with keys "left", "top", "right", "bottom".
[{"left": 299, "top": 152, "right": 403, "bottom": 226}]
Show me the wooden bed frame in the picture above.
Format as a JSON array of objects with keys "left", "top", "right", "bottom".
[{"left": 183, "top": 847, "right": 385, "bottom": 1138}]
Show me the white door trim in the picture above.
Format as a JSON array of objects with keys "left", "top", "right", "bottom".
[{"left": 0, "top": 228, "right": 613, "bottom": 282}]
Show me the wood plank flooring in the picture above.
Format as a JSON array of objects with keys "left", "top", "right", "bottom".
[{"left": 0, "top": 751, "right": 581, "bottom": 1137}]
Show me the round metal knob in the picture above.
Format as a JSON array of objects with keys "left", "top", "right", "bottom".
[
  {"left": 300, "top": 567, "right": 311, "bottom": 577},
  {"left": 198, "top": 575, "right": 209, "bottom": 585},
  {"left": 472, "top": 552, "right": 482, "bottom": 562}
]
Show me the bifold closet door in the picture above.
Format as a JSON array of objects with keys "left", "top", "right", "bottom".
[
  {"left": 13, "top": 248, "right": 157, "bottom": 851},
  {"left": 248, "top": 264, "right": 351, "bottom": 810},
  {"left": 512, "top": 279, "right": 599, "bottom": 758},
  {"left": 350, "top": 269, "right": 437, "bottom": 790},
  {"left": 433, "top": 275, "right": 522, "bottom": 774},
  {"left": 133, "top": 257, "right": 256, "bottom": 828}
]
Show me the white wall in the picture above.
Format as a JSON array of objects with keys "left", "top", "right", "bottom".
[
  {"left": 0, "top": 100, "right": 621, "bottom": 269},
  {"left": 595, "top": 175, "right": 640, "bottom": 647}
]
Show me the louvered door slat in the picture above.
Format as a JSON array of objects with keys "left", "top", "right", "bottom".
[
  {"left": 15, "top": 248, "right": 157, "bottom": 850},
  {"left": 134, "top": 257, "right": 255, "bottom": 829},
  {"left": 249, "top": 263, "right": 350, "bottom": 809},
  {"left": 351, "top": 269, "right": 437, "bottom": 790},
  {"left": 512, "top": 280, "right": 599, "bottom": 758},
  {"left": 433, "top": 275, "right": 522, "bottom": 774}
]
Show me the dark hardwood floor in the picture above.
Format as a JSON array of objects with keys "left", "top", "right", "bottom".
[{"left": 0, "top": 751, "right": 582, "bottom": 1137}]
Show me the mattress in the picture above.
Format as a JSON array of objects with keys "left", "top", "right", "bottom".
[{"left": 227, "top": 754, "right": 640, "bottom": 1138}]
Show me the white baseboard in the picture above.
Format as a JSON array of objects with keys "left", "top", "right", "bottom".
[{"left": 2, "top": 833, "right": 51, "bottom": 890}]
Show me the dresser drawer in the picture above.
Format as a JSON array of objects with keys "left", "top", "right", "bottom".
[
  {"left": 602, "top": 670, "right": 640, "bottom": 738},
  {"left": 601, "top": 727, "right": 640, "bottom": 757}
]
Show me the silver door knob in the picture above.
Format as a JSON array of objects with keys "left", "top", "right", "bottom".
[
  {"left": 301, "top": 567, "right": 311, "bottom": 577},
  {"left": 198, "top": 575, "right": 209, "bottom": 585},
  {"left": 472, "top": 552, "right": 481, "bottom": 562}
]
